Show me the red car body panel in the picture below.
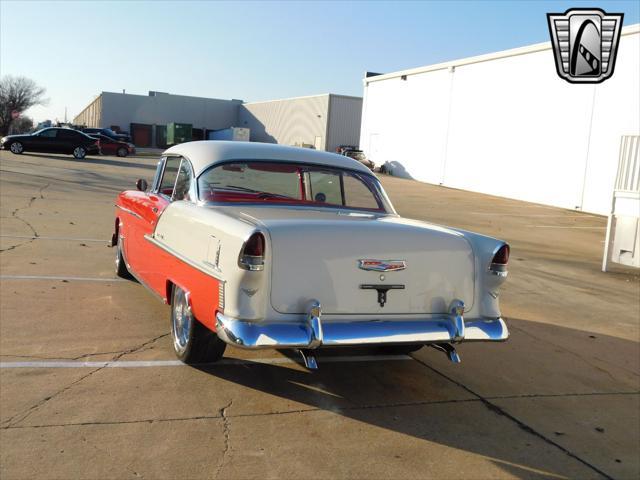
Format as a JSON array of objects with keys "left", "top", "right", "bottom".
[
  {"left": 97, "top": 137, "right": 135, "bottom": 156},
  {"left": 116, "top": 191, "right": 222, "bottom": 332}
]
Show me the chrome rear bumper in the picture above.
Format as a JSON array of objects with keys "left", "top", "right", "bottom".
[{"left": 215, "top": 299, "right": 508, "bottom": 350}]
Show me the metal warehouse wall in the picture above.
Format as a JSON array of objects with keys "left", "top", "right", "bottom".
[
  {"left": 239, "top": 95, "right": 330, "bottom": 150},
  {"left": 326, "top": 95, "right": 363, "bottom": 152},
  {"left": 360, "top": 25, "right": 640, "bottom": 215},
  {"left": 98, "top": 92, "right": 242, "bottom": 131},
  {"left": 73, "top": 96, "right": 102, "bottom": 127}
]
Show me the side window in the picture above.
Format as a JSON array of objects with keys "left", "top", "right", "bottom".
[
  {"left": 159, "top": 157, "right": 181, "bottom": 197},
  {"left": 173, "top": 159, "right": 193, "bottom": 201},
  {"left": 40, "top": 129, "right": 57, "bottom": 138},
  {"left": 58, "top": 130, "right": 79, "bottom": 140},
  {"left": 308, "top": 171, "right": 343, "bottom": 205},
  {"left": 343, "top": 175, "right": 380, "bottom": 209}
]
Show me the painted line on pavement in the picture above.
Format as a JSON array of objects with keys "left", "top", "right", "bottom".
[
  {"left": 470, "top": 212, "right": 600, "bottom": 218},
  {"left": 0, "top": 275, "right": 126, "bottom": 282},
  {"left": 0, "top": 355, "right": 411, "bottom": 369},
  {"left": 0, "top": 235, "right": 107, "bottom": 243},
  {"left": 525, "top": 225, "right": 605, "bottom": 229}
]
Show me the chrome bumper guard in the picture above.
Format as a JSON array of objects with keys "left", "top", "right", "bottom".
[{"left": 215, "top": 299, "right": 508, "bottom": 351}]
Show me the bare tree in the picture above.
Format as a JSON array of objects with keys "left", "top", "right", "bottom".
[
  {"left": 0, "top": 76, "right": 47, "bottom": 136},
  {"left": 11, "top": 116, "right": 34, "bottom": 134}
]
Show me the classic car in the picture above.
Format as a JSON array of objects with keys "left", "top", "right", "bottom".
[{"left": 113, "top": 141, "right": 509, "bottom": 368}]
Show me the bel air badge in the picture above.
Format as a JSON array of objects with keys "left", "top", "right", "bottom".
[{"left": 358, "top": 259, "right": 406, "bottom": 272}]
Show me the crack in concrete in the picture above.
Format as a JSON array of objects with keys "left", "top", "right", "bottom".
[
  {"left": 0, "top": 333, "right": 169, "bottom": 428},
  {"left": 214, "top": 400, "right": 234, "bottom": 479},
  {"left": 0, "top": 348, "right": 149, "bottom": 362},
  {"left": 411, "top": 355, "right": 616, "bottom": 480},
  {"left": 1, "top": 182, "right": 49, "bottom": 253},
  {"left": 8, "top": 390, "right": 636, "bottom": 432}
]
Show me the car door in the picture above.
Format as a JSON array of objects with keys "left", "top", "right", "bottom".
[
  {"left": 123, "top": 156, "right": 183, "bottom": 294},
  {"left": 57, "top": 129, "right": 81, "bottom": 153},
  {"left": 30, "top": 128, "right": 58, "bottom": 152}
]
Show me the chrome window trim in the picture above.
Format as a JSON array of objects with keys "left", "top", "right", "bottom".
[
  {"left": 150, "top": 156, "right": 166, "bottom": 193},
  {"left": 171, "top": 156, "right": 197, "bottom": 203}
]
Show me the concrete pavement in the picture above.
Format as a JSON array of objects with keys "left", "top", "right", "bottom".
[{"left": 0, "top": 150, "right": 638, "bottom": 479}]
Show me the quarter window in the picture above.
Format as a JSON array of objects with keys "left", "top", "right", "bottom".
[
  {"left": 159, "top": 157, "right": 181, "bottom": 197},
  {"left": 173, "top": 160, "right": 193, "bottom": 201}
]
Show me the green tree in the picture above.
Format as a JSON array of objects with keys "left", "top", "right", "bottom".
[{"left": 0, "top": 76, "right": 47, "bottom": 136}]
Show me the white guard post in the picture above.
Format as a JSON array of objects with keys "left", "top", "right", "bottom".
[{"left": 602, "top": 135, "right": 640, "bottom": 272}]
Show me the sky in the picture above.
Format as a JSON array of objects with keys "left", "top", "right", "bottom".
[{"left": 1, "top": 0, "right": 638, "bottom": 123}]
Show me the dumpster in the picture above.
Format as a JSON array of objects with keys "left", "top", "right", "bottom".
[{"left": 167, "top": 122, "right": 192, "bottom": 145}]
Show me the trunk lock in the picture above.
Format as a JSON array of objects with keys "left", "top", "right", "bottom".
[{"left": 360, "top": 284, "right": 405, "bottom": 307}]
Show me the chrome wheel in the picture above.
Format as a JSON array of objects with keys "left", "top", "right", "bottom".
[
  {"left": 172, "top": 288, "right": 193, "bottom": 355},
  {"left": 10, "top": 142, "right": 23, "bottom": 154},
  {"left": 73, "top": 146, "right": 86, "bottom": 159},
  {"left": 114, "top": 234, "right": 131, "bottom": 278}
]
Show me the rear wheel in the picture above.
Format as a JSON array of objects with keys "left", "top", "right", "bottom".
[
  {"left": 171, "top": 286, "right": 226, "bottom": 364},
  {"left": 73, "top": 146, "right": 87, "bottom": 159},
  {"left": 9, "top": 142, "right": 24, "bottom": 154},
  {"left": 114, "top": 235, "right": 131, "bottom": 279},
  {"left": 116, "top": 147, "right": 128, "bottom": 157}
]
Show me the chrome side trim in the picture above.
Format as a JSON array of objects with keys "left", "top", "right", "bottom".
[
  {"left": 144, "top": 234, "right": 224, "bottom": 281},
  {"left": 215, "top": 312, "right": 509, "bottom": 350},
  {"left": 115, "top": 204, "right": 142, "bottom": 220}
]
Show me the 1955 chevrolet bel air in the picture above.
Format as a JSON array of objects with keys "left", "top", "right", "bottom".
[{"left": 112, "top": 141, "right": 509, "bottom": 368}]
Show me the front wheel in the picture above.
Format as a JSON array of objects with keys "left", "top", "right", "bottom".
[
  {"left": 73, "top": 146, "right": 87, "bottom": 159},
  {"left": 9, "top": 142, "right": 24, "bottom": 154},
  {"left": 171, "top": 286, "right": 226, "bottom": 364}
]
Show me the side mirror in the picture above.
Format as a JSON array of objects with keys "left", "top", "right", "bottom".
[{"left": 136, "top": 179, "right": 148, "bottom": 191}]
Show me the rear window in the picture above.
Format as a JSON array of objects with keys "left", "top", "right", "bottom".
[{"left": 198, "top": 161, "right": 388, "bottom": 212}]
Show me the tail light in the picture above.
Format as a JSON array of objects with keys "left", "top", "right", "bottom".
[
  {"left": 239, "top": 232, "right": 265, "bottom": 271},
  {"left": 489, "top": 244, "right": 509, "bottom": 275}
]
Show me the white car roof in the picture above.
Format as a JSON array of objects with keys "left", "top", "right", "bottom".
[{"left": 163, "top": 141, "right": 372, "bottom": 176}]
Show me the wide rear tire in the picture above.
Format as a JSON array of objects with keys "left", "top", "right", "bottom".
[{"left": 171, "top": 286, "right": 226, "bottom": 364}]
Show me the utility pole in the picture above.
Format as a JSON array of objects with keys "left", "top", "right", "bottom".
[{"left": 64, "top": 107, "right": 67, "bottom": 123}]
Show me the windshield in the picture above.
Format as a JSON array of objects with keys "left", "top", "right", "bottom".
[{"left": 198, "top": 161, "right": 393, "bottom": 213}]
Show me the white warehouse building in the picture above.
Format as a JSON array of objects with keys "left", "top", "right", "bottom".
[{"left": 359, "top": 24, "right": 640, "bottom": 215}]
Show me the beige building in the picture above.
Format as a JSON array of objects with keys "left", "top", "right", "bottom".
[{"left": 74, "top": 91, "right": 362, "bottom": 152}]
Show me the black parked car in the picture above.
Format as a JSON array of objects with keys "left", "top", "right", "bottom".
[
  {"left": 0, "top": 128, "right": 100, "bottom": 159},
  {"left": 82, "top": 127, "right": 131, "bottom": 143}
]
